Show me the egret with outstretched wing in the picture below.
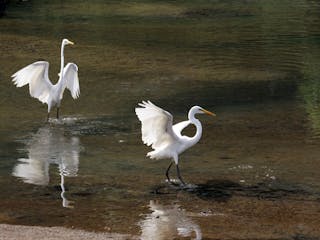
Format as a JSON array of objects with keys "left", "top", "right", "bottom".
[
  {"left": 11, "top": 38, "right": 80, "bottom": 120},
  {"left": 135, "top": 101, "right": 215, "bottom": 186}
]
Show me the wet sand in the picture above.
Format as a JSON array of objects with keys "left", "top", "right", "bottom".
[
  {"left": 1, "top": 189, "right": 320, "bottom": 240},
  {"left": 0, "top": 224, "right": 137, "bottom": 240}
]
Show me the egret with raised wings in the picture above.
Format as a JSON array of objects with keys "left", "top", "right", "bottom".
[
  {"left": 11, "top": 38, "right": 80, "bottom": 120},
  {"left": 135, "top": 101, "right": 215, "bottom": 186}
]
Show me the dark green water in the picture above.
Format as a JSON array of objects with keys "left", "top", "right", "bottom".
[{"left": 0, "top": 1, "right": 320, "bottom": 239}]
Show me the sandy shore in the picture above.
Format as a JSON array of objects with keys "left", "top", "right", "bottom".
[{"left": 0, "top": 224, "right": 137, "bottom": 240}]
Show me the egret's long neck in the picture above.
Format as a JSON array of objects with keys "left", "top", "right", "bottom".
[
  {"left": 59, "top": 43, "right": 65, "bottom": 82},
  {"left": 188, "top": 110, "right": 202, "bottom": 147},
  {"left": 56, "top": 42, "right": 67, "bottom": 102}
]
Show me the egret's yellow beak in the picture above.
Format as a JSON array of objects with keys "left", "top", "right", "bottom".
[
  {"left": 202, "top": 109, "right": 216, "bottom": 116},
  {"left": 68, "top": 40, "right": 75, "bottom": 45}
]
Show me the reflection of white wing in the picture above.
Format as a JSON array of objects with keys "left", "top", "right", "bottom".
[
  {"left": 139, "top": 200, "right": 202, "bottom": 240},
  {"left": 62, "top": 63, "right": 80, "bottom": 99},
  {"left": 12, "top": 125, "right": 80, "bottom": 207},
  {"left": 12, "top": 158, "right": 49, "bottom": 186},
  {"left": 135, "top": 101, "right": 178, "bottom": 150},
  {"left": 11, "top": 61, "right": 53, "bottom": 104}
]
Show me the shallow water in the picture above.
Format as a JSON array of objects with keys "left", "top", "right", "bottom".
[{"left": 0, "top": 1, "right": 320, "bottom": 239}]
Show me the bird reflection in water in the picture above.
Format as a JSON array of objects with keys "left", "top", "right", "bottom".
[
  {"left": 139, "top": 200, "right": 202, "bottom": 240},
  {"left": 12, "top": 125, "right": 80, "bottom": 208}
]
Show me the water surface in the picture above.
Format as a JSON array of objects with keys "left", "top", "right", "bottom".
[{"left": 0, "top": 1, "right": 320, "bottom": 239}]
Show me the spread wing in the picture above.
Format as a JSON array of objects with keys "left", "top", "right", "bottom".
[
  {"left": 135, "top": 101, "right": 179, "bottom": 150},
  {"left": 11, "top": 61, "right": 53, "bottom": 104},
  {"left": 62, "top": 63, "right": 80, "bottom": 99}
]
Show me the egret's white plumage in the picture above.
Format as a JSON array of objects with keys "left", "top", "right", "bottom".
[
  {"left": 11, "top": 39, "right": 80, "bottom": 120},
  {"left": 135, "top": 101, "right": 215, "bottom": 185}
]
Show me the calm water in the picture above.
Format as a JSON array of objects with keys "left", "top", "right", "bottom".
[{"left": 0, "top": 1, "right": 320, "bottom": 239}]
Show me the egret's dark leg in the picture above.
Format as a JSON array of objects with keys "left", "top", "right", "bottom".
[
  {"left": 47, "top": 112, "right": 50, "bottom": 122},
  {"left": 56, "top": 107, "right": 60, "bottom": 119},
  {"left": 165, "top": 162, "right": 173, "bottom": 183},
  {"left": 176, "top": 164, "right": 186, "bottom": 186}
]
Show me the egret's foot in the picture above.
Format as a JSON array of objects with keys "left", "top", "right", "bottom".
[
  {"left": 183, "top": 183, "right": 198, "bottom": 191},
  {"left": 62, "top": 199, "right": 75, "bottom": 209},
  {"left": 166, "top": 178, "right": 179, "bottom": 185},
  {"left": 178, "top": 177, "right": 186, "bottom": 186},
  {"left": 166, "top": 179, "right": 199, "bottom": 191},
  {"left": 166, "top": 163, "right": 187, "bottom": 188},
  {"left": 166, "top": 178, "right": 187, "bottom": 189}
]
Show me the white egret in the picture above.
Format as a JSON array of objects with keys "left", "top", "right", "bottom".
[
  {"left": 11, "top": 38, "right": 80, "bottom": 120},
  {"left": 135, "top": 101, "right": 215, "bottom": 186}
]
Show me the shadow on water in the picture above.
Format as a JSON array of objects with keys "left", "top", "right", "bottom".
[
  {"left": 298, "top": 52, "right": 320, "bottom": 139},
  {"left": 292, "top": 234, "right": 320, "bottom": 240},
  {"left": 153, "top": 77, "right": 299, "bottom": 113},
  {"left": 0, "top": 0, "right": 8, "bottom": 17},
  {"left": 151, "top": 179, "right": 317, "bottom": 202}
]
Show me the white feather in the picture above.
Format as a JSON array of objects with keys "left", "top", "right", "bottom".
[
  {"left": 11, "top": 39, "right": 80, "bottom": 116},
  {"left": 11, "top": 61, "right": 53, "bottom": 104},
  {"left": 135, "top": 101, "right": 178, "bottom": 150},
  {"left": 135, "top": 101, "right": 215, "bottom": 168},
  {"left": 136, "top": 101, "right": 215, "bottom": 184},
  {"left": 62, "top": 63, "right": 80, "bottom": 99}
]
